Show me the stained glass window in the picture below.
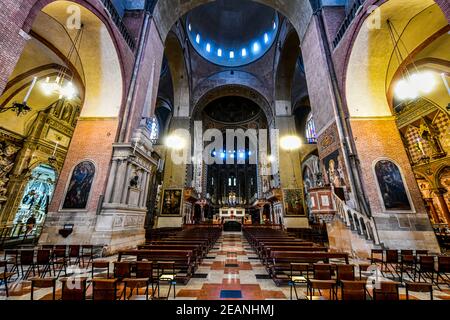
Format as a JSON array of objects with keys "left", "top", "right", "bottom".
[
  {"left": 306, "top": 113, "right": 317, "bottom": 144},
  {"left": 146, "top": 117, "right": 159, "bottom": 141}
]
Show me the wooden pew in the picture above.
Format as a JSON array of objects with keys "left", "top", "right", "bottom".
[{"left": 117, "top": 249, "right": 194, "bottom": 284}]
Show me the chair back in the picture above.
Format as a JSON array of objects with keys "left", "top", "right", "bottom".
[
  {"left": 385, "top": 250, "right": 399, "bottom": 263},
  {"left": 53, "top": 249, "right": 66, "bottom": 259},
  {"left": 20, "top": 250, "right": 34, "bottom": 265},
  {"left": 438, "top": 256, "right": 450, "bottom": 273},
  {"left": 114, "top": 262, "right": 132, "bottom": 279},
  {"left": 61, "top": 278, "right": 87, "bottom": 300},
  {"left": 68, "top": 245, "right": 80, "bottom": 258},
  {"left": 4, "top": 249, "right": 18, "bottom": 261},
  {"left": 373, "top": 282, "right": 399, "bottom": 300},
  {"left": 418, "top": 256, "right": 435, "bottom": 272},
  {"left": 92, "top": 279, "right": 118, "bottom": 301},
  {"left": 36, "top": 250, "right": 51, "bottom": 264},
  {"left": 30, "top": 278, "right": 56, "bottom": 300},
  {"left": 92, "top": 261, "right": 110, "bottom": 278},
  {"left": 136, "top": 261, "right": 153, "bottom": 279},
  {"left": 336, "top": 264, "right": 355, "bottom": 281},
  {"left": 313, "top": 264, "right": 332, "bottom": 280},
  {"left": 341, "top": 280, "right": 366, "bottom": 300}
]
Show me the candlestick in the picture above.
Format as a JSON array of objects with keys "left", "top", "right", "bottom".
[{"left": 23, "top": 77, "right": 37, "bottom": 103}]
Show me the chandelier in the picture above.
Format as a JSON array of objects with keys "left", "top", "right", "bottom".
[
  {"left": 387, "top": 20, "right": 437, "bottom": 102},
  {"left": 41, "top": 25, "right": 84, "bottom": 101}
]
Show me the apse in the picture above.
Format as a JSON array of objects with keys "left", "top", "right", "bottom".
[{"left": 186, "top": 0, "right": 279, "bottom": 67}]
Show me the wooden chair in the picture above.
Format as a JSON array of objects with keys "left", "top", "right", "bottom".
[
  {"left": 123, "top": 278, "right": 150, "bottom": 300},
  {"left": 372, "top": 281, "right": 400, "bottom": 300},
  {"left": 436, "top": 256, "right": 450, "bottom": 288},
  {"left": 30, "top": 278, "right": 57, "bottom": 300},
  {"left": 371, "top": 249, "right": 384, "bottom": 265},
  {"left": 383, "top": 250, "right": 399, "bottom": 278},
  {"left": 307, "top": 264, "right": 337, "bottom": 300},
  {"left": 340, "top": 280, "right": 368, "bottom": 300},
  {"left": 289, "top": 263, "right": 309, "bottom": 300},
  {"left": 91, "top": 261, "right": 110, "bottom": 278},
  {"left": 52, "top": 249, "right": 67, "bottom": 278},
  {"left": 113, "top": 261, "right": 132, "bottom": 280},
  {"left": 36, "top": 249, "right": 52, "bottom": 278},
  {"left": 154, "top": 261, "right": 177, "bottom": 299},
  {"left": 20, "top": 250, "right": 36, "bottom": 279},
  {"left": 415, "top": 255, "right": 435, "bottom": 283},
  {"left": 336, "top": 264, "right": 355, "bottom": 283},
  {"left": 135, "top": 261, "right": 155, "bottom": 292},
  {"left": 3, "top": 249, "right": 19, "bottom": 277},
  {"left": 81, "top": 245, "right": 94, "bottom": 268},
  {"left": 0, "top": 260, "right": 15, "bottom": 297},
  {"left": 60, "top": 277, "right": 87, "bottom": 300},
  {"left": 92, "top": 278, "right": 118, "bottom": 301},
  {"left": 68, "top": 245, "right": 81, "bottom": 266},
  {"left": 399, "top": 253, "right": 416, "bottom": 283},
  {"left": 405, "top": 281, "right": 433, "bottom": 300}
]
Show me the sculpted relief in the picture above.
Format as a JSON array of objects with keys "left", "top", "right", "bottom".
[{"left": 0, "top": 142, "right": 20, "bottom": 200}]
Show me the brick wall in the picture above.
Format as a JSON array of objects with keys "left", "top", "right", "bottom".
[
  {"left": 49, "top": 118, "right": 119, "bottom": 213},
  {"left": 350, "top": 118, "right": 426, "bottom": 215}
]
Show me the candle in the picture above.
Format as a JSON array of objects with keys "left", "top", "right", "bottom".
[
  {"left": 23, "top": 77, "right": 37, "bottom": 103},
  {"left": 52, "top": 141, "right": 59, "bottom": 156}
]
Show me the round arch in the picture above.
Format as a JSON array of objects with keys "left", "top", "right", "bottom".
[
  {"left": 192, "top": 85, "right": 274, "bottom": 126},
  {"left": 21, "top": 0, "right": 124, "bottom": 119},
  {"left": 165, "top": 32, "right": 190, "bottom": 118},
  {"left": 345, "top": 0, "right": 449, "bottom": 118}
]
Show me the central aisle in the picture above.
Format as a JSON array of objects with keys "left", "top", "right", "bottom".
[{"left": 174, "top": 232, "right": 289, "bottom": 300}]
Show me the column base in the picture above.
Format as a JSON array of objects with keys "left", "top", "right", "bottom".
[{"left": 39, "top": 207, "right": 147, "bottom": 255}]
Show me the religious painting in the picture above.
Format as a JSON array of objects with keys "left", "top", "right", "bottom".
[
  {"left": 62, "top": 161, "right": 95, "bottom": 210},
  {"left": 374, "top": 160, "right": 411, "bottom": 211},
  {"left": 282, "top": 189, "right": 305, "bottom": 216},
  {"left": 323, "top": 150, "right": 346, "bottom": 188},
  {"left": 160, "top": 189, "right": 183, "bottom": 216}
]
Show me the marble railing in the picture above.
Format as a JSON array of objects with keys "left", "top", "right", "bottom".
[{"left": 332, "top": 193, "right": 380, "bottom": 245}]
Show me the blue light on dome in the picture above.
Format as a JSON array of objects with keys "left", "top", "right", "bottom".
[
  {"left": 186, "top": 11, "right": 279, "bottom": 67},
  {"left": 252, "top": 42, "right": 260, "bottom": 53},
  {"left": 220, "top": 152, "right": 226, "bottom": 159}
]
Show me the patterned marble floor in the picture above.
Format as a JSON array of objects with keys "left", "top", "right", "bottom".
[{"left": 1, "top": 232, "right": 450, "bottom": 300}]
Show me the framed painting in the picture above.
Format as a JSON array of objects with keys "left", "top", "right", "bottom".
[
  {"left": 282, "top": 188, "right": 306, "bottom": 216},
  {"left": 62, "top": 161, "right": 95, "bottom": 210},
  {"left": 374, "top": 160, "right": 412, "bottom": 211},
  {"left": 160, "top": 188, "right": 183, "bottom": 216}
]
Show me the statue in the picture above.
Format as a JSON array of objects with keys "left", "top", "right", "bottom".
[
  {"left": 130, "top": 175, "right": 140, "bottom": 188},
  {"left": 419, "top": 118, "right": 446, "bottom": 158}
]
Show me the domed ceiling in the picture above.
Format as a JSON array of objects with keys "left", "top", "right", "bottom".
[
  {"left": 186, "top": 0, "right": 279, "bottom": 67},
  {"left": 203, "top": 96, "right": 262, "bottom": 123}
]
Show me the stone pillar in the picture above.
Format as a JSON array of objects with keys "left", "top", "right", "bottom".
[
  {"left": 424, "top": 198, "right": 440, "bottom": 224},
  {"left": 434, "top": 189, "right": 450, "bottom": 224}
]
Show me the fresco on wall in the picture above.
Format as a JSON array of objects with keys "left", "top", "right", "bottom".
[
  {"left": 375, "top": 160, "right": 411, "bottom": 211},
  {"left": 62, "top": 161, "right": 95, "bottom": 209},
  {"left": 161, "top": 189, "right": 183, "bottom": 216},
  {"left": 283, "top": 189, "right": 305, "bottom": 216}
]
